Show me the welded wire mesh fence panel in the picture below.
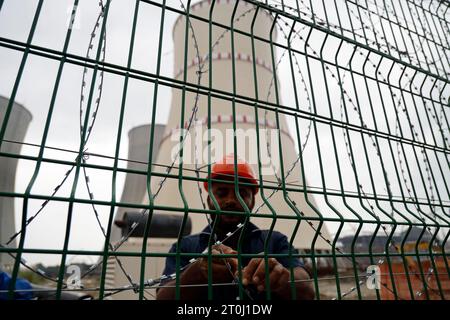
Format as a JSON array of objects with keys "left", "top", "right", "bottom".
[{"left": 0, "top": 0, "right": 448, "bottom": 300}]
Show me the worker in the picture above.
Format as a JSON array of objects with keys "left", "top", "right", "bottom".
[{"left": 156, "top": 154, "right": 314, "bottom": 300}]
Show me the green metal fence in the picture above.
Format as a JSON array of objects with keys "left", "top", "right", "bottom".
[{"left": 0, "top": 0, "right": 448, "bottom": 300}]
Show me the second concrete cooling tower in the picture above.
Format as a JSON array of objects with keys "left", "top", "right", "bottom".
[
  {"left": 0, "top": 96, "right": 32, "bottom": 270},
  {"left": 110, "top": 124, "right": 166, "bottom": 243}
]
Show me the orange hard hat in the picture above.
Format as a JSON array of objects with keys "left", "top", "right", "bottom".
[{"left": 203, "top": 153, "right": 259, "bottom": 194}]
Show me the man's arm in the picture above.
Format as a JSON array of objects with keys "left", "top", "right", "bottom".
[
  {"left": 156, "top": 261, "right": 207, "bottom": 300},
  {"left": 156, "top": 244, "right": 237, "bottom": 300}
]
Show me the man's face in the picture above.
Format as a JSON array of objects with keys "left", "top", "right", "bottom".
[{"left": 206, "top": 178, "right": 255, "bottom": 233}]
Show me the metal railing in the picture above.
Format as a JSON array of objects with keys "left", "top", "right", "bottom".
[{"left": 0, "top": 0, "right": 448, "bottom": 300}]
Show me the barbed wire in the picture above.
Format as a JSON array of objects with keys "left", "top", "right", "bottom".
[
  {"left": 3, "top": 271, "right": 448, "bottom": 296},
  {"left": 1, "top": 0, "right": 447, "bottom": 300},
  {"left": 2, "top": 138, "right": 449, "bottom": 206},
  {"left": 94, "top": 0, "right": 446, "bottom": 297},
  {"left": 255, "top": 0, "right": 449, "bottom": 216},
  {"left": 266, "top": 0, "right": 449, "bottom": 76},
  {"left": 0, "top": 0, "right": 206, "bottom": 297},
  {"left": 0, "top": 0, "right": 113, "bottom": 288},
  {"left": 68, "top": 0, "right": 211, "bottom": 295},
  {"left": 253, "top": 0, "right": 449, "bottom": 300},
  {"left": 73, "top": 0, "right": 159, "bottom": 296},
  {"left": 150, "top": 2, "right": 412, "bottom": 299}
]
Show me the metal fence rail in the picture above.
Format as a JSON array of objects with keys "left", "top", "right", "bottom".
[{"left": 0, "top": 0, "right": 448, "bottom": 300}]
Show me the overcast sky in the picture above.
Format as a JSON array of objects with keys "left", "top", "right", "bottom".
[{"left": 0, "top": 0, "right": 448, "bottom": 267}]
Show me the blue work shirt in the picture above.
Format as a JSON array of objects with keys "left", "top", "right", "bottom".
[{"left": 160, "top": 222, "right": 305, "bottom": 300}]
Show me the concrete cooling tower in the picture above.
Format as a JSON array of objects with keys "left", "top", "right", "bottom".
[
  {"left": 145, "top": 0, "right": 332, "bottom": 251},
  {"left": 110, "top": 123, "right": 166, "bottom": 243},
  {"left": 106, "top": 1, "right": 334, "bottom": 298},
  {"left": 0, "top": 96, "right": 32, "bottom": 271}
]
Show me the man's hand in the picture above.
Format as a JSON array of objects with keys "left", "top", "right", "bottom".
[
  {"left": 156, "top": 244, "right": 237, "bottom": 300},
  {"left": 196, "top": 244, "right": 238, "bottom": 283},
  {"left": 240, "top": 257, "right": 289, "bottom": 294}
]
